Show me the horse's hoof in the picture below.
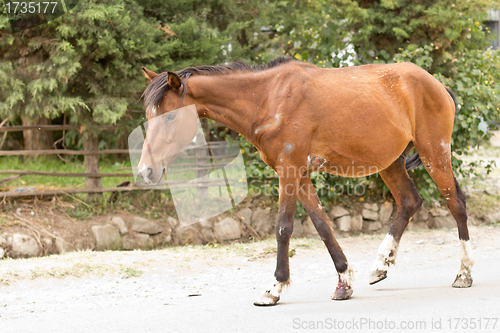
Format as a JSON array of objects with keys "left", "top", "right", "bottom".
[
  {"left": 332, "top": 276, "right": 353, "bottom": 300},
  {"left": 253, "top": 291, "right": 280, "bottom": 306},
  {"left": 369, "top": 269, "right": 387, "bottom": 285},
  {"left": 332, "top": 287, "right": 353, "bottom": 300},
  {"left": 452, "top": 273, "right": 473, "bottom": 288}
]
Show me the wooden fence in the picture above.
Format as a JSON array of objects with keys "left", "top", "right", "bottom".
[{"left": 0, "top": 116, "right": 235, "bottom": 200}]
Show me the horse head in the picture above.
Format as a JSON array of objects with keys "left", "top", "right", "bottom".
[{"left": 137, "top": 68, "right": 198, "bottom": 185}]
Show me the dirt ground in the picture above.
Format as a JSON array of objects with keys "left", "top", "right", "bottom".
[{"left": 1, "top": 224, "right": 500, "bottom": 333}]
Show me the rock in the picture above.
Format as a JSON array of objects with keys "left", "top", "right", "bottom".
[
  {"left": 55, "top": 238, "right": 74, "bottom": 254},
  {"left": 336, "top": 215, "right": 352, "bottom": 232},
  {"left": 302, "top": 217, "right": 317, "bottom": 237},
  {"left": 0, "top": 236, "right": 6, "bottom": 246},
  {"left": 91, "top": 224, "right": 122, "bottom": 251},
  {"left": 485, "top": 212, "right": 500, "bottom": 224},
  {"left": 135, "top": 233, "right": 150, "bottom": 247},
  {"left": 416, "top": 239, "right": 425, "bottom": 244},
  {"left": 430, "top": 207, "right": 449, "bottom": 217},
  {"left": 9, "top": 233, "right": 41, "bottom": 257},
  {"left": 415, "top": 207, "right": 430, "bottom": 223},
  {"left": 110, "top": 217, "right": 128, "bottom": 235},
  {"left": 407, "top": 221, "right": 429, "bottom": 231},
  {"left": 351, "top": 214, "right": 363, "bottom": 231},
  {"left": 175, "top": 225, "right": 204, "bottom": 245},
  {"left": 363, "top": 203, "right": 379, "bottom": 211},
  {"left": 236, "top": 208, "right": 253, "bottom": 225},
  {"left": 251, "top": 208, "right": 273, "bottom": 236},
  {"left": 167, "top": 217, "right": 179, "bottom": 229},
  {"left": 292, "top": 218, "right": 304, "bottom": 238},
  {"left": 362, "top": 209, "right": 379, "bottom": 221},
  {"left": 122, "top": 236, "right": 136, "bottom": 250},
  {"left": 0, "top": 247, "right": 4, "bottom": 258},
  {"left": 429, "top": 216, "right": 456, "bottom": 229},
  {"left": 214, "top": 217, "right": 241, "bottom": 241},
  {"left": 330, "top": 205, "right": 350, "bottom": 219},
  {"left": 132, "top": 217, "right": 162, "bottom": 235},
  {"left": 363, "top": 220, "right": 382, "bottom": 232},
  {"left": 42, "top": 237, "right": 53, "bottom": 249},
  {"left": 379, "top": 202, "right": 393, "bottom": 224},
  {"left": 198, "top": 219, "right": 214, "bottom": 242}
]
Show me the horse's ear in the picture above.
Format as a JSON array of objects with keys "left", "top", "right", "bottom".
[
  {"left": 142, "top": 67, "right": 158, "bottom": 81},
  {"left": 167, "top": 71, "right": 182, "bottom": 92}
]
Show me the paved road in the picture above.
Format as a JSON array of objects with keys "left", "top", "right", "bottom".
[{"left": 1, "top": 226, "right": 500, "bottom": 333}]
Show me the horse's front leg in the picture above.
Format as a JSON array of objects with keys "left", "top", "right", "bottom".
[
  {"left": 254, "top": 175, "right": 299, "bottom": 306},
  {"left": 298, "top": 176, "right": 354, "bottom": 300}
]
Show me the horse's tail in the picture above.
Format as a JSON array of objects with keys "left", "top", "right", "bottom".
[
  {"left": 405, "top": 86, "right": 457, "bottom": 171},
  {"left": 405, "top": 153, "right": 422, "bottom": 170}
]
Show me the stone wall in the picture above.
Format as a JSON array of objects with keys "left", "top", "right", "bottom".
[{"left": 0, "top": 201, "right": 498, "bottom": 259}]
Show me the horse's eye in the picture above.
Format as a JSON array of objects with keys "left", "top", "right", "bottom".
[{"left": 165, "top": 113, "right": 176, "bottom": 123}]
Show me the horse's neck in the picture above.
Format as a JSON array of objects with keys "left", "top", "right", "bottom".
[{"left": 188, "top": 73, "right": 266, "bottom": 140}]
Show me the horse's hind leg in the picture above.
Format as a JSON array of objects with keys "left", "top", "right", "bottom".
[
  {"left": 369, "top": 153, "right": 423, "bottom": 284},
  {"left": 298, "top": 177, "right": 353, "bottom": 300},
  {"left": 415, "top": 141, "right": 473, "bottom": 288}
]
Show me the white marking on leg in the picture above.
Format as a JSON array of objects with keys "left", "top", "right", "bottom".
[
  {"left": 254, "top": 279, "right": 290, "bottom": 306},
  {"left": 339, "top": 265, "right": 354, "bottom": 287},
  {"left": 376, "top": 234, "right": 399, "bottom": 265},
  {"left": 452, "top": 239, "right": 474, "bottom": 288},
  {"left": 458, "top": 240, "right": 474, "bottom": 276},
  {"left": 369, "top": 234, "right": 398, "bottom": 282}
]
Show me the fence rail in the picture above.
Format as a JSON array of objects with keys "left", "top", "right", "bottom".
[
  {"left": 0, "top": 170, "right": 133, "bottom": 177},
  {"left": 0, "top": 180, "right": 243, "bottom": 198},
  {"left": 0, "top": 116, "right": 239, "bottom": 199},
  {"left": 0, "top": 149, "right": 131, "bottom": 156},
  {"left": 0, "top": 125, "right": 123, "bottom": 133}
]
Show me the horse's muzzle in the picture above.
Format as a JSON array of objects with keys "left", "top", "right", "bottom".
[
  {"left": 138, "top": 167, "right": 153, "bottom": 183},
  {"left": 138, "top": 166, "right": 165, "bottom": 185}
]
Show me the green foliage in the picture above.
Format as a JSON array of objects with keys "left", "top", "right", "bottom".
[
  {"left": 1, "top": 0, "right": 499, "bottom": 207},
  {"left": 393, "top": 46, "right": 500, "bottom": 200},
  {"left": 0, "top": 0, "right": 170, "bottom": 132},
  {"left": 348, "top": 0, "right": 494, "bottom": 71}
]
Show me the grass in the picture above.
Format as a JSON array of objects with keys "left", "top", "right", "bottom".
[{"left": 0, "top": 156, "right": 132, "bottom": 190}]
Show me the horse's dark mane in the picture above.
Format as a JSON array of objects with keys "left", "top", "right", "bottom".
[{"left": 142, "top": 56, "right": 296, "bottom": 111}]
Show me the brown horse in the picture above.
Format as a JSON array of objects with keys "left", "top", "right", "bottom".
[{"left": 139, "top": 57, "right": 473, "bottom": 306}]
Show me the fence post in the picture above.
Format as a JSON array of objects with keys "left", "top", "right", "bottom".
[{"left": 83, "top": 132, "right": 102, "bottom": 199}]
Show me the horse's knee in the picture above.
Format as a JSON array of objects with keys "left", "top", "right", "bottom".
[{"left": 275, "top": 221, "right": 293, "bottom": 241}]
